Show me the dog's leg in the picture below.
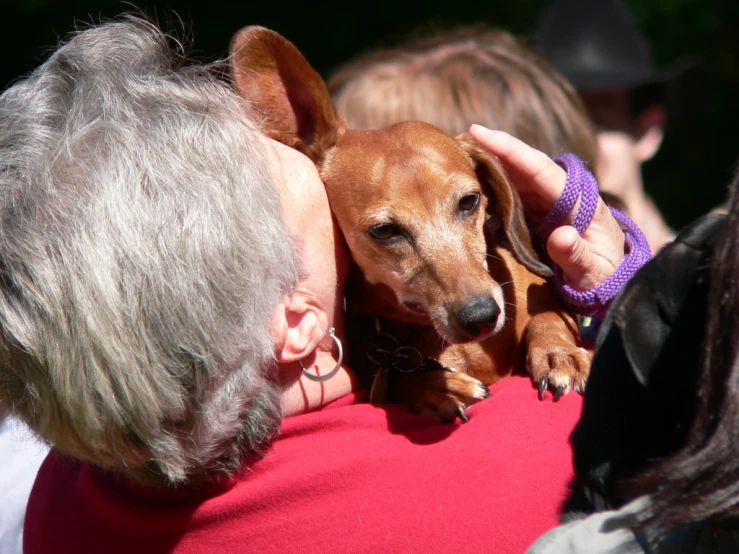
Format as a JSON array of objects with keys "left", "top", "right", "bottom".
[
  {"left": 371, "top": 327, "right": 503, "bottom": 422},
  {"left": 386, "top": 368, "right": 491, "bottom": 423},
  {"left": 492, "top": 248, "right": 592, "bottom": 400},
  {"left": 523, "top": 311, "right": 591, "bottom": 400}
]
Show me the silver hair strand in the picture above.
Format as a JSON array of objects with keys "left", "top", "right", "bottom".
[{"left": 0, "top": 17, "right": 299, "bottom": 484}]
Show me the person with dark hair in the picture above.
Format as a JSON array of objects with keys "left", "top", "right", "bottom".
[
  {"left": 532, "top": 0, "right": 696, "bottom": 254},
  {"left": 528, "top": 168, "right": 739, "bottom": 552}
]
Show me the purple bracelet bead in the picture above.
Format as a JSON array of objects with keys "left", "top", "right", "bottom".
[
  {"left": 555, "top": 207, "right": 652, "bottom": 317},
  {"left": 533, "top": 154, "right": 652, "bottom": 316},
  {"left": 530, "top": 153, "right": 599, "bottom": 236}
]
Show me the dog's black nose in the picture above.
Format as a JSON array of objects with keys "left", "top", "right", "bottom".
[{"left": 456, "top": 295, "right": 500, "bottom": 339}]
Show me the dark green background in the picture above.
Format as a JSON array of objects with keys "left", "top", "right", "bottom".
[{"left": 3, "top": 0, "right": 738, "bottom": 229}]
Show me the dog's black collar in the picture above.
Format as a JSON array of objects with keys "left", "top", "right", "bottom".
[
  {"left": 365, "top": 318, "right": 456, "bottom": 375},
  {"left": 365, "top": 317, "right": 458, "bottom": 405}
]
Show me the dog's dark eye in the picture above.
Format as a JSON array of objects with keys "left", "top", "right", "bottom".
[
  {"left": 458, "top": 193, "right": 481, "bottom": 213},
  {"left": 369, "top": 223, "right": 401, "bottom": 241}
]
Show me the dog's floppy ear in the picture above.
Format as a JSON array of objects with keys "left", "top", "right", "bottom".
[
  {"left": 456, "top": 134, "right": 552, "bottom": 278},
  {"left": 229, "top": 26, "right": 342, "bottom": 164}
]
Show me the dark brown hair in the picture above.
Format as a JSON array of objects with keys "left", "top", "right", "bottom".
[{"left": 631, "top": 168, "right": 739, "bottom": 539}]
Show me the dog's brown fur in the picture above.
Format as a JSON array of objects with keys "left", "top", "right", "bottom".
[{"left": 230, "top": 27, "right": 590, "bottom": 421}]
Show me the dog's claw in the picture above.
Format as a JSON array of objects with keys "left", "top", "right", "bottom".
[
  {"left": 553, "top": 385, "right": 565, "bottom": 402},
  {"left": 402, "top": 368, "right": 488, "bottom": 423},
  {"left": 538, "top": 377, "right": 548, "bottom": 400},
  {"left": 527, "top": 335, "right": 592, "bottom": 403}
]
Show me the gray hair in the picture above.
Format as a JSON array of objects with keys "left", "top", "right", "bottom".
[{"left": 0, "top": 17, "right": 299, "bottom": 484}]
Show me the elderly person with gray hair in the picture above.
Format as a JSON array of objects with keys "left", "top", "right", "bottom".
[
  {"left": 0, "top": 17, "right": 313, "bottom": 485},
  {"left": 0, "top": 17, "right": 632, "bottom": 554}
]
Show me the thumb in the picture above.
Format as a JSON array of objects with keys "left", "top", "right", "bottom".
[{"left": 547, "top": 226, "right": 605, "bottom": 291}]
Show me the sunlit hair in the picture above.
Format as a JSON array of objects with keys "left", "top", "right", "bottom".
[
  {"left": 0, "top": 17, "right": 299, "bottom": 484},
  {"left": 328, "top": 26, "right": 597, "bottom": 165}
]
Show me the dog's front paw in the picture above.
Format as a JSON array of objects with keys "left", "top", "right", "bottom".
[
  {"left": 389, "top": 369, "right": 491, "bottom": 423},
  {"left": 526, "top": 334, "right": 592, "bottom": 401}
]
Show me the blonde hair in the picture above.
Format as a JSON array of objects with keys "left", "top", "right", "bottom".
[{"left": 329, "top": 26, "right": 597, "bottom": 165}]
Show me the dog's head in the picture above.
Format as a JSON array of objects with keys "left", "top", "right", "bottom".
[{"left": 230, "top": 27, "right": 551, "bottom": 343}]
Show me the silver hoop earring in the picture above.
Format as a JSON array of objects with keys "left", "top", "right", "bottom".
[{"left": 300, "top": 327, "right": 344, "bottom": 382}]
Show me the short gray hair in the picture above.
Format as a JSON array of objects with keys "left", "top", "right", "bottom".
[{"left": 0, "top": 17, "right": 299, "bottom": 484}]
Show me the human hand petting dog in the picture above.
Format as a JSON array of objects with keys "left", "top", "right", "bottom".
[{"left": 470, "top": 126, "right": 626, "bottom": 292}]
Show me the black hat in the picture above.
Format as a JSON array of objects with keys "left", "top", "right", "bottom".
[{"left": 531, "top": 0, "right": 695, "bottom": 92}]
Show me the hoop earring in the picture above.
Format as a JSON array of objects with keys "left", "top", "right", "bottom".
[{"left": 300, "top": 327, "right": 344, "bottom": 382}]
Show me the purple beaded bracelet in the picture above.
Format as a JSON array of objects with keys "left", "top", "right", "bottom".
[{"left": 531, "top": 154, "right": 652, "bottom": 317}]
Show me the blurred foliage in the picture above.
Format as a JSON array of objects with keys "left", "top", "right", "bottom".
[{"left": 2, "top": 0, "right": 737, "bottom": 227}]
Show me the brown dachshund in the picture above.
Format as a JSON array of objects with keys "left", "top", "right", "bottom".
[{"left": 230, "top": 27, "right": 591, "bottom": 421}]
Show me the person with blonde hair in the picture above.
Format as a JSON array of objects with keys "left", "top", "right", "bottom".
[{"left": 328, "top": 26, "right": 599, "bottom": 168}]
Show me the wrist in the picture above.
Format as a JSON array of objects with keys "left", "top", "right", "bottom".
[
  {"left": 532, "top": 154, "right": 652, "bottom": 316},
  {"left": 556, "top": 206, "right": 651, "bottom": 316}
]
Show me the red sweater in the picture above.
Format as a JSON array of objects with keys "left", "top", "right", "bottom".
[{"left": 25, "top": 376, "right": 582, "bottom": 553}]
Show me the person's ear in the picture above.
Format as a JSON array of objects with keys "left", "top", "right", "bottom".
[
  {"left": 272, "top": 292, "right": 329, "bottom": 363},
  {"left": 633, "top": 105, "right": 666, "bottom": 162}
]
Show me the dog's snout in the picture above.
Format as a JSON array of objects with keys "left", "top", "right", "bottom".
[{"left": 456, "top": 296, "right": 501, "bottom": 339}]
